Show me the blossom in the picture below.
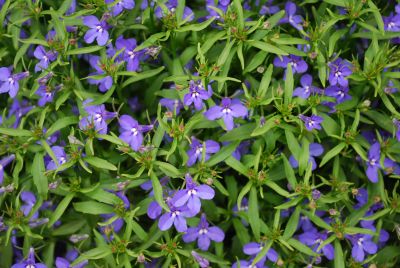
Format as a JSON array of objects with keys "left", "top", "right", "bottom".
[
  {"left": 171, "top": 174, "right": 215, "bottom": 215},
  {"left": 87, "top": 55, "right": 113, "bottom": 92},
  {"left": 11, "top": 247, "right": 46, "bottom": 268},
  {"left": 100, "top": 191, "right": 130, "bottom": 235},
  {"left": 204, "top": 97, "right": 248, "bottom": 130},
  {"left": 115, "top": 36, "right": 144, "bottom": 71},
  {"left": 79, "top": 101, "right": 117, "bottom": 135},
  {"left": 183, "top": 214, "right": 224, "bottom": 250},
  {"left": 46, "top": 146, "right": 68, "bottom": 171},
  {"left": 35, "top": 84, "right": 62, "bottom": 107},
  {"left": 158, "top": 202, "right": 192, "bottom": 232},
  {"left": 325, "top": 85, "right": 351, "bottom": 104},
  {"left": 20, "top": 191, "right": 38, "bottom": 220},
  {"left": 289, "top": 143, "right": 324, "bottom": 171},
  {"left": 0, "top": 154, "right": 15, "bottom": 184},
  {"left": 259, "top": 0, "right": 279, "bottom": 15},
  {"left": 328, "top": 58, "right": 352, "bottom": 87},
  {"left": 105, "top": 0, "right": 135, "bottom": 16},
  {"left": 280, "top": 1, "right": 304, "bottom": 30},
  {"left": 232, "top": 259, "right": 267, "bottom": 268},
  {"left": 299, "top": 114, "right": 323, "bottom": 131},
  {"left": 273, "top": 55, "right": 308, "bottom": 75},
  {"left": 33, "top": 45, "right": 57, "bottom": 72},
  {"left": 384, "top": 158, "right": 400, "bottom": 175},
  {"left": 366, "top": 142, "right": 381, "bottom": 183},
  {"left": 394, "top": 118, "right": 400, "bottom": 141},
  {"left": 83, "top": 15, "right": 110, "bottom": 46},
  {"left": 347, "top": 234, "right": 377, "bottom": 262},
  {"left": 119, "top": 115, "right": 153, "bottom": 151},
  {"left": 160, "top": 98, "right": 184, "bottom": 115},
  {"left": 56, "top": 249, "right": 88, "bottom": 268},
  {"left": 293, "top": 74, "right": 319, "bottom": 99},
  {"left": 183, "top": 80, "right": 212, "bottom": 110},
  {"left": 299, "top": 230, "right": 334, "bottom": 261},
  {"left": 186, "top": 137, "right": 220, "bottom": 166},
  {"left": 191, "top": 251, "right": 210, "bottom": 268},
  {"left": 0, "top": 67, "right": 29, "bottom": 98},
  {"left": 155, "top": 0, "right": 194, "bottom": 21},
  {"left": 383, "top": 13, "right": 400, "bottom": 31},
  {"left": 243, "top": 242, "right": 279, "bottom": 263}
]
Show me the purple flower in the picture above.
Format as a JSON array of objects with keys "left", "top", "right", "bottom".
[
  {"left": 273, "top": 55, "right": 308, "bottom": 75},
  {"left": 183, "top": 214, "right": 224, "bottom": 250},
  {"left": 20, "top": 191, "right": 38, "bottom": 220},
  {"left": 79, "top": 100, "right": 117, "bottom": 135},
  {"left": 33, "top": 46, "right": 57, "bottom": 72},
  {"left": 7, "top": 99, "right": 33, "bottom": 128},
  {"left": 186, "top": 137, "right": 220, "bottom": 166},
  {"left": 347, "top": 234, "right": 377, "bottom": 262},
  {"left": 243, "top": 242, "right": 279, "bottom": 263},
  {"left": 183, "top": 80, "right": 212, "bottom": 111},
  {"left": 366, "top": 142, "right": 381, "bottom": 183},
  {"left": 384, "top": 158, "right": 400, "bottom": 175},
  {"left": 328, "top": 58, "right": 352, "bottom": 87},
  {"left": 280, "top": 2, "right": 304, "bottom": 31},
  {"left": 289, "top": 143, "right": 324, "bottom": 171},
  {"left": 160, "top": 98, "right": 184, "bottom": 115},
  {"left": 325, "top": 85, "right": 351, "bottom": 104},
  {"left": 293, "top": 74, "right": 320, "bottom": 99},
  {"left": 46, "top": 146, "right": 68, "bottom": 171},
  {"left": 115, "top": 36, "right": 144, "bottom": 71},
  {"left": 87, "top": 56, "right": 113, "bottom": 92},
  {"left": 35, "top": 84, "right": 61, "bottom": 107},
  {"left": 155, "top": 0, "right": 194, "bottom": 21},
  {"left": 259, "top": 0, "right": 279, "bottom": 15},
  {"left": 299, "top": 230, "right": 334, "bottom": 261},
  {"left": 158, "top": 202, "right": 192, "bottom": 232},
  {"left": 383, "top": 13, "right": 400, "bottom": 32},
  {"left": 12, "top": 247, "right": 46, "bottom": 268},
  {"left": 0, "top": 67, "right": 29, "bottom": 98},
  {"left": 119, "top": 115, "right": 153, "bottom": 151},
  {"left": 83, "top": 15, "right": 110, "bottom": 46},
  {"left": 204, "top": 98, "right": 248, "bottom": 130},
  {"left": 100, "top": 191, "right": 130, "bottom": 235},
  {"left": 394, "top": 118, "right": 400, "bottom": 141},
  {"left": 56, "top": 249, "right": 88, "bottom": 268},
  {"left": 299, "top": 114, "right": 323, "bottom": 131},
  {"left": 171, "top": 174, "right": 215, "bottom": 215},
  {"left": 232, "top": 259, "right": 267, "bottom": 268},
  {"left": 231, "top": 141, "right": 250, "bottom": 160},
  {"left": 105, "top": 0, "right": 135, "bottom": 16},
  {"left": 0, "top": 154, "right": 15, "bottom": 184},
  {"left": 191, "top": 251, "right": 210, "bottom": 268}
]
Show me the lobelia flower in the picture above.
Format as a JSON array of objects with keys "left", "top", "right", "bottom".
[
  {"left": 100, "top": 191, "right": 130, "bottom": 236},
  {"left": 160, "top": 98, "right": 184, "bottom": 115},
  {"left": 171, "top": 174, "right": 215, "bottom": 215},
  {"left": 35, "top": 84, "right": 62, "bottom": 107},
  {"left": 243, "top": 242, "right": 279, "bottom": 263},
  {"left": 186, "top": 137, "right": 220, "bottom": 166},
  {"left": 298, "top": 230, "right": 334, "bottom": 261},
  {"left": 46, "top": 146, "right": 68, "bottom": 171},
  {"left": 346, "top": 233, "right": 377, "bottom": 262},
  {"left": 79, "top": 100, "right": 117, "bottom": 135},
  {"left": 0, "top": 154, "right": 15, "bottom": 184},
  {"left": 299, "top": 114, "right": 324, "bottom": 131},
  {"left": 232, "top": 259, "right": 268, "bottom": 268},
  {"left": 191, "top": 251, "right": 210, "bottom": 268},
  {"left": 204, "top": 97, "right": 248, "bottom": 131},
  {"left": 393, "top": 118, "right": 400, "bottom": 141},
  {"left": 383, "top": 12, "right": 400, "bottom": 31},
  {"left": 20, "top": 191, "right": 39, "bottom": 220},
  {"left": 293, "top": 74, "right": 320, "bottom": 99},
  {"left": 115, "top": 36, "right": 144, "bottom": 72},
  {"left": 328, "top": 58, "right": 352, "bottom": 87},
  {"left": 384, "top": 80, "right": 398, "bottom": 94},
  {"left": 230, "top": 140, "right": 250, "bottom": 160},
  {"left": 384, "top": 158, "right": 400, "bottom": 175},
  {"left": 183, "top": 80, "right": 212, "bottom": 111},
  {"left": 289, "top": 143, "right": 324, "bottom": 171},
  {"left": 366, "top": 142, "right": 381, "bottom": 183},
  {"left": 183, "top": 214, "right": 224, "bottom": 250},
  {"left": 33, "top": 45, "right": 57, "bottom": 72},
  {"left": 8, "top": 99, "right": 33, "bottom": 128},
  {"left": 259, "top": 0, "right": 279, "bottom": 15},
  {"left": 279, "top": 1, "right": 304, "bottom": 31},
  {"left": 105, "top": 0, "right": 135, "bottom": 16},
  {"left": 56, "top": 249, "right": 88, "bottom": 268},
  {"left": 273, "top": 55, "right": 308, "bottom": 75},
  {"left": 83, "top": 15, "right": 110, "bottom": 46},
  {"left": 87, "top": 55, "right": 113, "bottom": 92},
  {"left": 205, "top": 0, "right": 230, "bottom": 21},
  {"left": 325, "top": 85, "right": 351, "bottom": 104},
  {"left": 155, "top": 0, "right": 194, "bottom": 21},
  {"left": 0, "top": 67, "right": 29, "bottom": 98},
  {"left": 119, "top": 115, "right": 153, "bottom": 151},
  {"left": 11, "top": 247, "right": 47, "bottom": 268},
  {"left": 158, "top": 201, "right": 192, "bottom": 232}
]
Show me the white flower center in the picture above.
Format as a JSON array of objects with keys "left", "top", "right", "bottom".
[
  {"left": 188, "top": 189, "right": 197, "bottom": 196},
  {"left": 335, "top": 71, "right": 342, "bottom": 77},
  {"left": 172, "top": 210, "right": 180, "bottom": 217},
  {"left": 26, "top": 265, "right": 35, "bottom": 268},
  {"left": 369, "top": 158, "right": 377, "bottom": 166},
  {"left": 198, "top": 228, "right": 208, "bottom": 235},
  {"left": 191, "top": 91, "right": 200, "bottom": 99},
  {"left": 222, "top": 107, "right": 231, "bottom": 114},
  {"left": 95, "top": 113, "right": 102, "bottom": 122},
  {"left": 131, "top": 127, "right": 138, "bottom": 136},
  {"left": 8, "top": 77, "right": 14, "bottom": 84},
  {"left": 96, "top": 25, "right": 103, "bottom": 33},
  {"left": 59, "top": 157, "right": 66, "bottom": 164},
  {"left": 195, "top": 147, "right": 203, "bottom": 155}
]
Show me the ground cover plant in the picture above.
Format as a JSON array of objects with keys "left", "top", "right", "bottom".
[{"left": 0, "top": 0, "right": 400, "bottom": 267}]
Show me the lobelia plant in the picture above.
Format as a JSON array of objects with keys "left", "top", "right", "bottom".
[{"left": 0, "top": 0, "right": 400, "bottom": 267}]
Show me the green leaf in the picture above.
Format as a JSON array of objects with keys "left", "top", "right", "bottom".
[
  {"left": 275, "top": 196, "right": 303, "bottom": 209},
  {"left": 66, "top": 46, "right": 103, "bottom": 55},
  {"left": 175, "top": 17, "right": 215, "bottom": 32},
  {"left": 219, "top": 123, "right": 256, "bottom": 142},
  {"left": 319, "top": 142, "right": 346, "bottom": 167},
  {"left": 0, "top": 127, "right": 32, "bottom": 137},
  {"left": 32, "top": 154, "right": 48, "bottom": 198},
  {"left": 46, "top": 116, "right": 78, "bottom": 137},
  {"left": 206, "top": 141, "right": 240, "bottom": 167},
  {"left": 302, "top": 210, "right": 332, "bottom": 230},
  {"left": 282, "top": 154, "right": 297, "bottom": 188},
  {"left": 287, "top": 238, "right": 318, "bottom": 256},
  {"left": 237, "top": 181, "right": 252, "bottom": 210},
  {"left": 225, "top": 156, "right": 249, "bottom": 177},
  {"left": 121, "top": 67, "right": 165, "bottom": 88},
  {"left": 334, "top": 240, "right": 345, "bottom": 268},
  {"left": 258, "top": 64, "right": 273, "bottom": 98},
  {"left": 48, "top": 193, "right": 75, "bottom": 227},
  {"left": 154, "top": 161, "right": 181, "bottom": 178},
  {"left": 84, "top": 187, "right": 121, "bottom": 205},
  {"left": 251, "top": 115, "right": 280, "bottom": 136},
  {"left": 284, "top": 64, "right": 293, "bottom": 105},
  {"left": 285, "top": 129, "right": 301, "bottom": 160},
  {"left": 150, "top": 172, "right": 169, "bottom": 211},
  {"left": 252, "top": 240, "right": 273, "bottom": 265},
  {"left": 248, "top": 186, "right": 260, "bottom": 241},
  {"left": 264, "top": 180, "right": 290, "bottom": 196},
  {"left": 83, "top": 156, "right": 117, "bottom": 171},
  {"left": 71, "top": 246, "right": 112, "bottom": 265},
  {"left": 73, "top": 201, "right": 114, "bottom": 214},
  {"left": 247, "top": 40, "right": 288, "bottom": 55},
  {"left": 323, "top": 0, "right": 346, "bottom": 6},
  {"left": 52, "top": 221, "right": 86, "bottom": 236},
  {"left": 283, "top": 206, "right": 300, "bottom": 239}
]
